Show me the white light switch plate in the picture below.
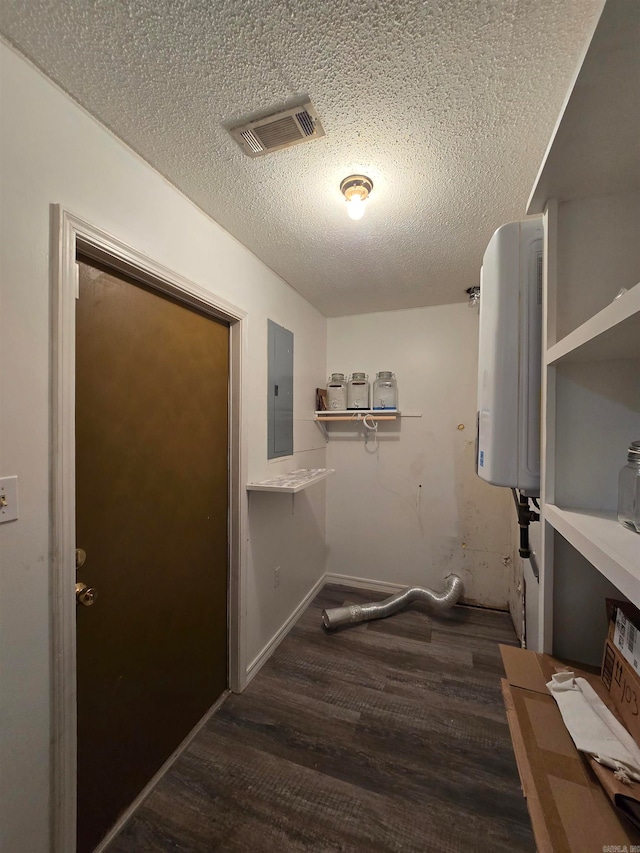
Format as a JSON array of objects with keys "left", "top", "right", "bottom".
[{"left": 0, "top": 476, "right": 18, "bottom": 523}]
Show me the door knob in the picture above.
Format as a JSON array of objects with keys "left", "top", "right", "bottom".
[
  {"left": 76, "top": 582, "right": 97, "bottom": 607},
  {"left": 75, "top": 548, "right": 87, "bottom": 570}
]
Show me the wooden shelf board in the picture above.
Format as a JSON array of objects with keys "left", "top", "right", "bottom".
[
  {"left": 315, "top": 409, "right": 397, "bottom": 415},
  {"left": 544, "top": 504, "right": 640, "bottom": 604},
  {"left": 527, "top": 0, "right": 640, "bottom": 215},
  {"left": 247, "top": 468, "right": 335, "bottom": 494},
  {"left": 315, "top": 410, "right": 398, "bottom": 425},
  {"left": 314, "top": 410, "right": 422, "bottom": 421},
  {"left": 546, "top": 282, "right": 640, "bottom": 364}
]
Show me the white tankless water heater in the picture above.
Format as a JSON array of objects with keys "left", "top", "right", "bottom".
[{"left": 476, "top": 217, "right": 543, "bottom": 497}]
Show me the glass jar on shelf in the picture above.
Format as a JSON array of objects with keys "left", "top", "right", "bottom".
[
  {"left": 618, "top": 440, "right": 640, "bottom": 533},
  {"left": 347, "top": 372, "right": 370, "bottom": 409},
  {"left": 326, "top": 373, "right": 347, "bottom": 410},
  {"left": 372, "top": 371, "right": 397, "bottom": 410}
]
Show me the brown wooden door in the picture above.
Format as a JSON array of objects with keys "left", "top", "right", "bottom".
[{"left": 75, "top": 258, "right": 229, "bottom": 853}]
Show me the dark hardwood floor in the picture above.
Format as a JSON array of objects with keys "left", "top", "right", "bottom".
[{"left": 108, "top": 584, "right": 535, "bottom": 852}]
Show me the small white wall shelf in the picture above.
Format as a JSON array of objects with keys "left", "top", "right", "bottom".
[
  {"left": 246, "top": 468, "right": 335, "bottom": 493},
  {"left": 314, "top": 410, "right": 422, "bottom": 422},
  {"left": 314, "top": 410, "right": 421, "bottom": 438},
  {"left": 315, "top": 409, "right": 399, "bottom": 422}
]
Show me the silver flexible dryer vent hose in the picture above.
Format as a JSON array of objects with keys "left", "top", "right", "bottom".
[{"left": 321, "top": 574, "right": 464, "bottom": 630}]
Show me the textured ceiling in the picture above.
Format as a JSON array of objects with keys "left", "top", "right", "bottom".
[{"left": 0, "top": 0, "right": 602, "bottom": 316}]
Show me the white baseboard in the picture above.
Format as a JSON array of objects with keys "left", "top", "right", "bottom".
[
  {"left": 242, "top": 572, "right": 432, "bottom": 692},
  {"left": 244, "top": 573, "right": 326, "bottom": 688},
  {"left": 324, "top": 572, "right": 405, "bottom": 595},
  {"left": 94, "top": 689, "right": 230, "bottom": 852}
]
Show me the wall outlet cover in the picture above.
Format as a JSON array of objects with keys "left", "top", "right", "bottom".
[{"left": 0, "top": 476, "right": 18, "bottom": 523}]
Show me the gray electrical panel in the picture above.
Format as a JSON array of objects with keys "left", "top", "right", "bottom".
[{"left": 267, "top": 320, "right": 294, "bottom": 459}]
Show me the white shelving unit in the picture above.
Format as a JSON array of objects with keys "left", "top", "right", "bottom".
[
  {"left": 544, "top": 505, "right": 640, "bottom": 604},
  {"left": 247, "top": 468, "right": 335, "bottom": 494},
  {"left": 545, "top": 283, "right": 640, "bottom": 365},
  {"left": 528, "top": 0, "right": 640, "bottom": 664}
]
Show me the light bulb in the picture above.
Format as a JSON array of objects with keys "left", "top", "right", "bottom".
[
  {"left": 340, "top": 175, "right": 373, "bottom": 221},
  {"left": 346, "top": 195, "right": 365, "bottom": 220}
]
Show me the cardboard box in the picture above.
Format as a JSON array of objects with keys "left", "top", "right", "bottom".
[
  {"left": 602, "top": 637, "right": 640, "bottom": 747},
  {"left": 607, "top": 599, "right": 640, "bottom": 678},
  {"left": 500, "top": 644, "right": 640, "bottom": 851}
]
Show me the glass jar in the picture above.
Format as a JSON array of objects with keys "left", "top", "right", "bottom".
[
  {"left": 618, "top": 441, "right": 640, "bottom": 533},
  {"left": 326, "top": 373, "right": 347, "bottom": 410},
  {"left": 347, "top": 372, "right": 370, "bottom": 409},
  {"left": 372, "top": 371, "right": 398, "bottom": 410}
]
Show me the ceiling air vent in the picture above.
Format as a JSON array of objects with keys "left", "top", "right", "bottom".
[{"left": 230, "top": 102, "right": 325, "bottom": 157}]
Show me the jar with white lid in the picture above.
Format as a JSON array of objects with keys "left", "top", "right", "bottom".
[
  {"left": 372, "top": 371, "right": 398, "bottom": 410},
  {"left": 618, "top": 440, "right": 640, "bottom": 533},
  {"left": 327, "top": 373, "right": 347, "bottom": 410},
  {"left": 347, "top": 372, "right": 370, "bottom": 409}
]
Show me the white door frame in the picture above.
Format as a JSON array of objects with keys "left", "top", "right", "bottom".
[{"left": 50, "top": 206, "right": 246, "bottom": 852}]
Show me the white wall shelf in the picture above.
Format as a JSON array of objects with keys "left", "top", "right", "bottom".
[
  {"left": 313, "top": 410, "right": 424, "bottom": 442},
  {"left": 313, "top": 410, "right": 422, "bottom": 439},
  {"left": 546, "top": 282, "right": 640, "bottom": 364},
  {"left": 544, "top": 504, "right": 640, "bottom": 605},
  {"left": 247, "top": 468, "right": 335, "bottom": 493},
  {"left": 315, "top": 409, "right": 398, "bottom": 422},
  {"left": 314, "top": 410, "right": 422, "bottom": 422}
]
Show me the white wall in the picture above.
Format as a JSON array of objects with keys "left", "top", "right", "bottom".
[
  {"left": 325, "top": 304, "right": 513, "bottom": 607},
  {"left": 0, "top": 42, "right": 326, "bottom": 852}
]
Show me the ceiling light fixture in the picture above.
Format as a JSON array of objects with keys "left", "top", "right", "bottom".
[{"left": 340, "top": 175, "right": 373, "bottom": 221}]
